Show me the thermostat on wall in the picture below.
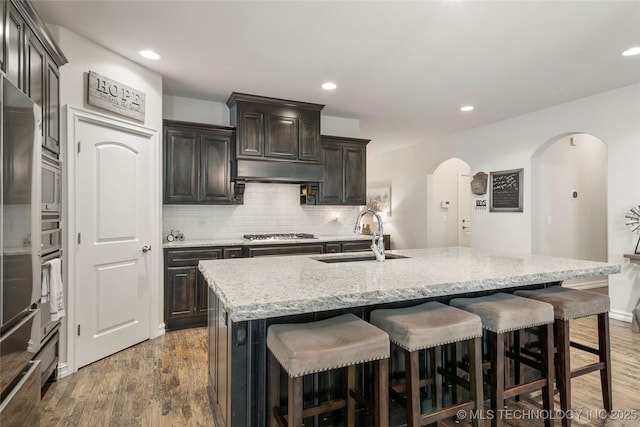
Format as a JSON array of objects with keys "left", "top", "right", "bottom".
[{"left": 441, "top": 201, "right": 450, "bottom": 209}]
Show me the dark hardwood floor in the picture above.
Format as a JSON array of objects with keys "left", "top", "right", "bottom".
[{"left": 41, "top": 296, "right": 640, "bottom": 426}]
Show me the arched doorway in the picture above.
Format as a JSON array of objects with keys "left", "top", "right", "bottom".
[
  {"left": 532, "top": 133, "right": 608, "bottom": 288},
  {"left": 427, "top": 158, "right": 472, "bottom": 247}
]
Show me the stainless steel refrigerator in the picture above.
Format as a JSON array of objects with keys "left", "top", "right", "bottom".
[{"left": 0, "top": 74, "right": 42, "bottom": 425}]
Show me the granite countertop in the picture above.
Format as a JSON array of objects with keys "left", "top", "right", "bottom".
[
  {"left": 199, "top": 247, "right": 621, "bottom": 322},
  {"left": 163, "top": 234, "right": 376, "bottom": 248}
]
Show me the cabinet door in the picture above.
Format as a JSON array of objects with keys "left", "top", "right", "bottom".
[
  {"left": 195, "top": 270, "right": 209, "bottom": 317},
  {"left": 44, "top": 62, "right": 60, "bottom": 154},
  {"left": 265, "top": 114, "right": 298, "bottom": 159},
  {"left": 166, "top": 266, "right": 196, "bottom": 322},
  {"left": 237, "top": 110, "right": 263, "bottom": 157},
  {"left": 164, "top": 127, "right": 200, "bottom": 203},
  {"left": 25, "top": 30, "right": 45, "bottom": 109},
  {"left": 343, "top": 145, "right": 366, "bottom": 204},
  {"left": 299, "top": 117, "right": 320, "bottom": 161},
  {"left": 6, "top": 3, "right": 25, "bottom": 89},
  {"left": 200, "top": 131, "right": 232, "bottom": 202},
  {"left": 318, "top": 144, "right": 343, "bottom": 204}
]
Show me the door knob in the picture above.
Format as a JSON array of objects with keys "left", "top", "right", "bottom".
[{"left": 142, "top": 245, "right": 152, "bottom": 253}]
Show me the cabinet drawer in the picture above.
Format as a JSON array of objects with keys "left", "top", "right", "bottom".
[
  {"left": 223, "top": 248, "right": 243, "bottom": 259},
  {"left": 34, "top": 330, "right": 59, "bottom": 387},
  {"left": 325, "top": 243, "right": 342, "bottom": 254},
  {"left": 341, "top": 240, "right": 372, "bottom": 252},
  {"left": 0, "top": 360, "right": 41, "bottom": 426},
  {"left": 247, "top": 244, "right": 324, "bottom": 257},
  {"left": 167, "top": 248, "right": 223, "bottom": 266}
]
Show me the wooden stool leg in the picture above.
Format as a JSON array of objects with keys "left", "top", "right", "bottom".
[
  {"left": 406, "top": 349, "right": 421, "bottom": 427},
  {"left": 288, "top": 376, "right": 303, "bottom": 427},
  {"left": 268, "top": 352, "right": 281, "bottom": 427},
  {"left": 346, "top": 364, "right": 356, "bottom": 427},
  {"left": 453, "top": 341, "right": 463, "bottom": 405},
  {"left": 434, "top": 345, "right": 443, "bottom": 414},
  {"left": 469, "top": 336, "right": 484, "bottom": 427},
  {"left": 556, "top": 318, "right": 571, "bottom": 427},
  {"left": 374, "top": 358, "right": 389, "bottom": 427},
  {"left": 598, "top": 313, "right": 613, "bottom": 411},
  {"left": 540, "top": 324, "right": 555, "bottom": 427},
  {"left": 490, "top": 331, "right": 505, "bottom": 427},
  {"left": 513, "top": 329, "right": 523, "bottom": 401}
]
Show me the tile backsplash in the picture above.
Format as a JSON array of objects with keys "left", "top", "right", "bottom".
[{"left": 162, "top": 183, "right": 364, "bottom": 240}]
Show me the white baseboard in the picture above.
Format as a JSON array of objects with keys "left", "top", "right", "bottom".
[
  {"left": 609, "top": 309, "right": 632, "bottom": 323},
  {"left": 563, "top": 279, "right": 608, "bottom": 290},
  {"left": 56, "top": 362, "right": 69, "bottom": 379},
  {"left": 157, "top": 322, "right": 166, "bottom": 337}
]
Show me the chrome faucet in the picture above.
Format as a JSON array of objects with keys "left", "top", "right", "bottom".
[{"left": 354, "top": 209, "right": 385, "bottom": 262}]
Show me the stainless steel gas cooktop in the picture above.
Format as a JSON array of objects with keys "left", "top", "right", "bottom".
[{"left": 243, "top": 233, "right": 316, "bottom": 241}]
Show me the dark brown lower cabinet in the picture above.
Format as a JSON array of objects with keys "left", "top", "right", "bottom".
[
  {"left": 164, "top": 247, "right": 232, "bottom": 330},
  {"left": 164, "top": 237, "right": 390, "bottom": 330}
]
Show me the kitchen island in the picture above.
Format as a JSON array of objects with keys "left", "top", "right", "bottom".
[{"left": 200, "top": 247, "right": 621, "bottom": 426}]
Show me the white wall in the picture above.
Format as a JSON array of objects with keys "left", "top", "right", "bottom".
[
  {"left": 426, "top": 158, "right": 470, "bottom": 247},
  {"left": 368, "top": 83, "right": 640, "bottom": 320},
  {"left": 46, "top": 25, "right": 164, "bottom": 373},
  {"left": 532, "top": 134, "right": 608, "bottom": 262},
  {"left": 163, "top": 95, "right": 228, "bottom": 125}
]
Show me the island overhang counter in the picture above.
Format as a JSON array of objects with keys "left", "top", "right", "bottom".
[{"left": 199, "top": 247, "right": 621, "bottom": 426}]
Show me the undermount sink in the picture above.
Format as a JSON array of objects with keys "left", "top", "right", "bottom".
[{"left": 315, "top": 253, "right": 410, "bottom": 263}]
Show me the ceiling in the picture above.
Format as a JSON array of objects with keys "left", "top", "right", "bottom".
[{"left": 32, "top": 0, "right": 640, "bottom": 154}]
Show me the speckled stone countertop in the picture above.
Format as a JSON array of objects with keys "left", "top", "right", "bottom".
[
  {"left": 199, "top": 247, "right": 621, "bottom": 322},
  {"left": 163, "top": 234, "right": 375, "bottom": 248}
]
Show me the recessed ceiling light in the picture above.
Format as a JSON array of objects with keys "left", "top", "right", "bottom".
[
  {"left": 460, "top": 105, "right": 474, "bottom": 112},
  {"left": 322, "top": 82, "right": 337, "bottom": 90},
  {"left": 139, "top": 50, "right": 160, "bottom": 60},
  {"left": 622, "top": 47, "right": 640, "bottom": 57}
]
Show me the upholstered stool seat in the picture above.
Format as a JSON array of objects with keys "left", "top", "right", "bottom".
[
  {"left": 267, "top": 313, "right": 390, "bottom": 427},
  {"left": 451, "top": 293, "right": 555, "bottom": 427},
  {"left": 515, "top": 286, "right": 610, "bottom": 320},
  {"left": 515, "top": 287, "right": 612, "bottom": 427},
  {"left": 370, "top": 301, "right": 484, "bottom": 427}
]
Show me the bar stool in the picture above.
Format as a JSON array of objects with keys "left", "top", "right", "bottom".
[
  {"left": 370, "top": 301, "right": 485, "bottom": 427},
  {"left": 267, "top": 313, "right": 390, "bottom": 427},
  {"left": 515, "top": 287, "right": 612, "bottom": 426},
  {"left": 450, "top": 293, "right": 555, "bottom": 427}
]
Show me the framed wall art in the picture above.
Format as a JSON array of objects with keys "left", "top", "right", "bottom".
[
  {"left": 366, "top": 186, "right": 391, "bottom": 216},
  {"left": 490, "top": 168, "right": 523, "bottom": 212}
]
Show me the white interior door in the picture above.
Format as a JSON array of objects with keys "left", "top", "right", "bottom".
[
  {"left": 458, "top": 173, "right": 471, "bottom": 247},
  {"left": 75, "top": 116, "right": 153, "bottom": 368}
]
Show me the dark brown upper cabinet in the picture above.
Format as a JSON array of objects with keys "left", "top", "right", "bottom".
[
  {"left": 318, "top": 135, "right": 369, "bottom": 205},
  {"left": 226, "top": 92, "right": 323, "bottom": 163},
  {"left": 163, "top": 120, "right": 235, "bottom": 204}
]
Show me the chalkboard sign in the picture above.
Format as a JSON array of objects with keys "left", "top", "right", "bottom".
[{"left": 490, "top": 168, "right": 523, "bottom": 212}]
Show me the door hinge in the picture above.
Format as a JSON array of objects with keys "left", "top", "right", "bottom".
[
  {"left": 77, "top": 232, "right": 81, "bottom": 244},
  {"left": 77, "top": 324, "right": 81, "bottom": 336},
  {"left": 77, "top": 141, "right": 81, "bottom": 153}
]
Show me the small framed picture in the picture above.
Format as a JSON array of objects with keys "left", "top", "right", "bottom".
[
  {"left": 490, "top": 168, "right": 523, "bottom": 212},
  {"left": 366, "top": 187, "right": 391, "bottom": 216}
]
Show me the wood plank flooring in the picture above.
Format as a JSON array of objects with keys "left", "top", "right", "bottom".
[{"left": 41, "top": 311, "right": 640, "bottom": 426}]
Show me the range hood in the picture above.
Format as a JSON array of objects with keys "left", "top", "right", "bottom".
[
  {"left": 232, "top": 159, "right": 323, "bottom": 183},
  {"left": 227, "top": 92, "right": 325, "bottom": 184}
]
